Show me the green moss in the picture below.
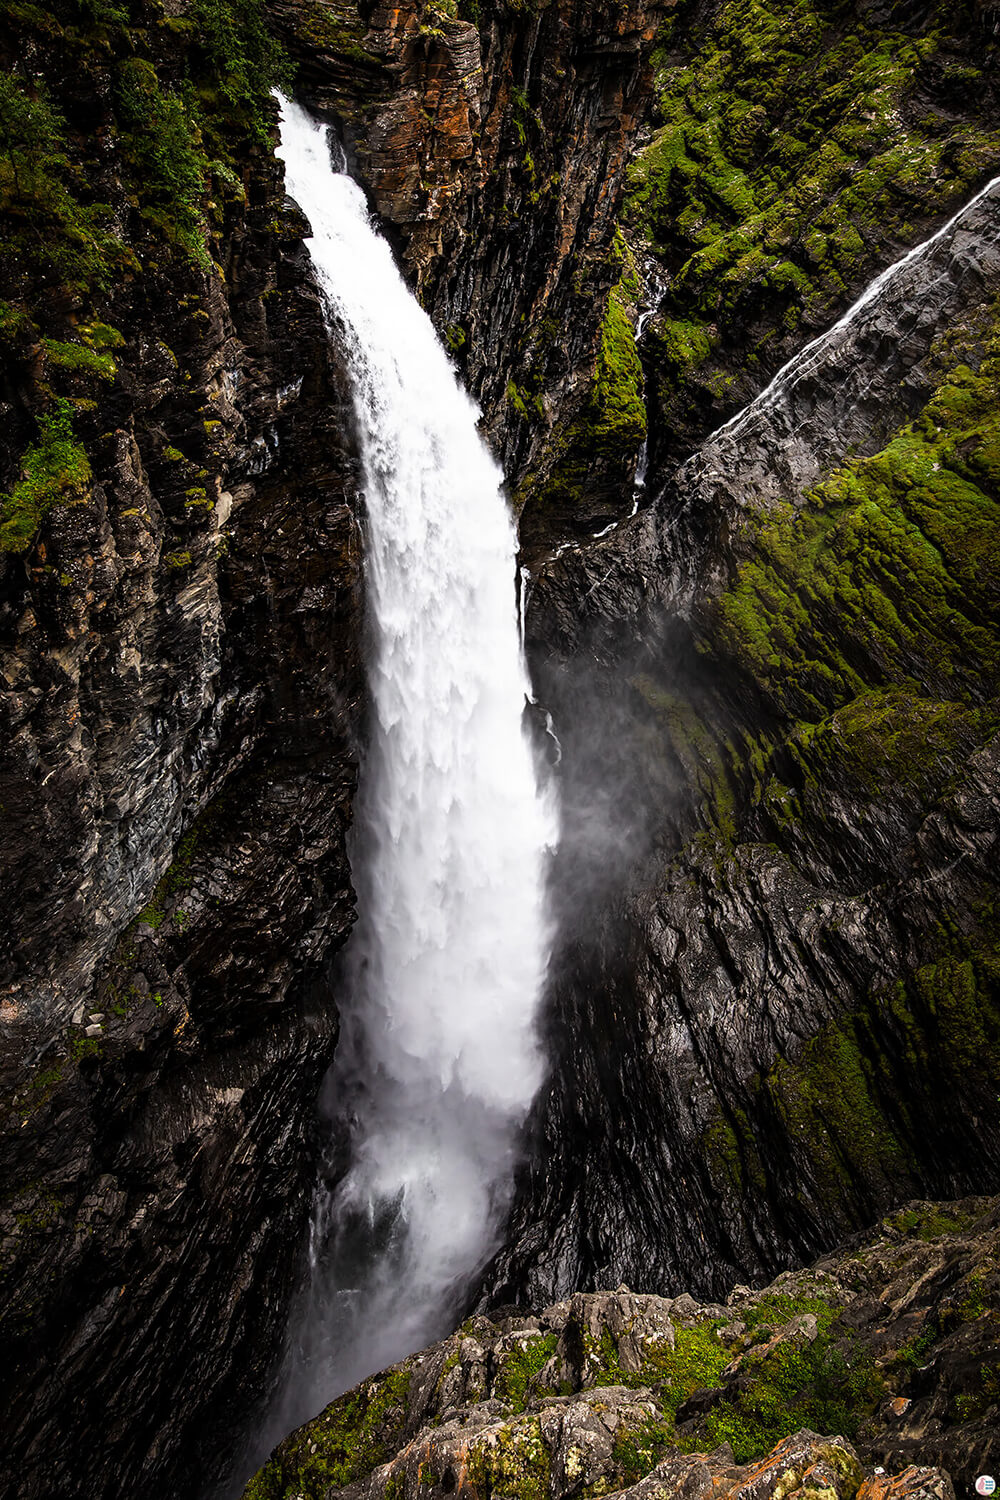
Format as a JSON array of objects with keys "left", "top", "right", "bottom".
[
  {"left": 886, "top": 1205, "right": 982, "bottom": 1240},
  {"left": 610, "top": 1412, "right": 677, "bottom": 1483},
  {"left": 133, "top": 807, "right": 219, "bottom": 933},
  {"left": 584, "top": 1319, "right": 729, "bottom": 1416},
  {"left": 78, "top": 320, "right": 124, "bottom": 350},
  {"left": 42, "top": 337, "right": 117, "bottom": 381},
  {"left": 708, "top": 911, "right": 1000, "bottom": 1222},
  {"left": 0, "top": 398, "right": 91, "bottom": 554},
  {"left": 494, "top": 1332, "right": 559, "bottom": 1409},
  {"left": 591, "top": 292, "right": 647, "bottom": 449},
  {"left": 575, "top": 1291, "right": 883, "bottom": 1470},
  {"left": 68, "top": 1034, "right": 101, "bottom": 1062},
  {"left": 516, "top": 274, "right": 646, "bottom": 524},
  {"left": 698, "top": 1318, "right": 881, "bottom": 1465},
  {"left": 767, "top": 1017, "right": 911, "bottom": 1200},
  {"left": 714, "top": 327, "right": 1000, "bottom": 725},
  {"left": 467, "top": 1414, "right": 552, "bottom": 1500},
  {"left": 245, "top": 1368, "right": 412, "bottom": 1500},
  {"left": 292, "top": 2, "right": 381, "bottom": 71},
  {"left": 12, "top": 1190, "right": 66, "bottom": 1236},
  {"left": 626, "top": 0, "right": 1000, "bottom": 417}
]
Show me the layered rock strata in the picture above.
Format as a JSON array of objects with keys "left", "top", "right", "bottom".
[
  {"left": 270, "top": 0, "right": 664, "bottom": 542},
  {"left": 486, "top": 173, "right": 1000, "bottom": 1306},
  {"left": 0, "top": 6, "right": 363, "bottom": 1495}
]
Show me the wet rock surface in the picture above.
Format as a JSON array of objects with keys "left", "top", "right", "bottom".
[
  {"left": 271, "top": 0, "right": 664, "bottom": 524},
  {"left": 243, "top": 1199, "right": 999, "bottom": 1500},
  {"left": 486, "top": 172, "right": 1000, "bottom": 1306},
  {"left": 4, "top": 0, "right": 1000, "bottom": 1495},
  {"left": 0, "top": 15, "right": 364, "bottom": 1498}
]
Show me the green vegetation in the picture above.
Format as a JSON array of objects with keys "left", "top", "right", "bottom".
[
  {"left": 188, "top": 0, "right": 288, "bottom": 142},
  {"left": 287, "top": 1, "right": 382, "bottom": 75},
  {"left": 0, "top": 0, "right": 289, "bottom": 555},
  {"left": 578, "top": 1295, "right": 884, "bottom": 1466},
  {"left": 41, "top": 337, "right": 117, "bottom": 381},
  {"left": 0, "top": 69, "right": 125, "bottom": 294},
  {"left": 627, "top": 0, "right": 1000, "bottom": 420},
  {"left": 244, "top": 1369, "right": 412, "bottom": 1500},
  {"left": 494, "top": 1333, "right": 559, "bottom": 1408},
  {"left": 714, "top": 317, "right": 1000, "bottom": 727},
  {"left": 0, "top": 0, "right": 286, "bottom": 299},
  {"left": 115, "top": 59, "right": 212, "bottom": 267},
  {"left": 514, "top": 265, "right": 645, "bottom": 527},
  {"left": 132, "top": 803, "right": 223, "bottom": 932},
  {"left": 703, "top": 1342, "right": 880, "bottom": 1465},
  {"left": 0, "top": 399, "right": 90, "bottom": 553},
  {"left": 467, "top": 1415, "right": 552, "bottom": 1500},
  {"left": 694, "top": 910, "right": 1000, "bottom": 1220},
  {"left": 610, "top": 1412, "right": 677, "bottom": 1484}
]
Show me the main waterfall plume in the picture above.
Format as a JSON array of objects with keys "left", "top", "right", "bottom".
[{"left": 264, "top": 96, "right": 557, "bottom": 1441}]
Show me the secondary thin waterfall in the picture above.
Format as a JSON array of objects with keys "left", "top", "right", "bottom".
[
  {"left": 269, "top": 97, "right": 556, "bottom": 1434},
  {"left": 711, "top": 171, "right": 1000, "bottom": 444}
]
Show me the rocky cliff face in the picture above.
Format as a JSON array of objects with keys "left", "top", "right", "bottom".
[
  {"left": 483, "top": 14, "right": 1000, "bottom": 1307},
  {"left": 0, "top": 4, "right": 365, "bottom": 1495},
  {"left": 5, "top": 0, "right": 1000, "bottom": 1493},
  {"left": 0, "top": 0, "right": 664, "bottom": 1493},
  {"left": 270, "top": 0, "right": 664, "bottom": 546}
]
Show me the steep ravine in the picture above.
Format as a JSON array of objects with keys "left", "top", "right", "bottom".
[
  {"left": 0, "top": 0, "right": 662, "bottom": 1494},
  {"left": 5, "top": 0, "right": 1000, "bottom": 1495},
  {"left": 0, "top": 5, "right": 366, "bottom": 1495}
]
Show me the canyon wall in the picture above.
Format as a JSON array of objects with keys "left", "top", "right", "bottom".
[
  {"left": 0, "top": 4, "right": 364, "bottom": 1493},
  {"left": 4, "top": 0, "right": 1000, "bottom": 1494},
  {"left": 482, "top": 0, "right": 1000, "bottom": 1309},
  {"left": 0, "top": 0, "right": 660, "bottom": 1492}
]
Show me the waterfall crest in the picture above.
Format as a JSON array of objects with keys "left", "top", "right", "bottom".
[{"left": 266, "top": 96, "right": 556, "bottom": 1440}]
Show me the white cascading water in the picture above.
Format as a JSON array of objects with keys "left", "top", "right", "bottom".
[{"left": 266, "top": 96, "right": 556, "bottom": 1438}]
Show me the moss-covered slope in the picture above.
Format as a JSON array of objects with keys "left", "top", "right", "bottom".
[{"left": 631, "top": 0, "right": 1000, "bottom": 460}]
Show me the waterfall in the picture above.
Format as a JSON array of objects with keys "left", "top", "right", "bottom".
[{"left": 262, "top": 97, "right": 557, "bottom": 1445}]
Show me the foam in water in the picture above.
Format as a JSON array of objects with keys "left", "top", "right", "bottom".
[{"left": 259, "top": 95, "right": 556, "bottom": 1448}]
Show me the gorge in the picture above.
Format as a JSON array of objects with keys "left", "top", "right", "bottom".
[
  {"left": 2, "top": 0, "right": 1000, "bottom": 1497},
  {"left": 248, "top": 93, "right": 555, "bottom": 1472}
]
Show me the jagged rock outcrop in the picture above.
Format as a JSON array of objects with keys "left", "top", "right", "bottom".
[{"left": 242, "top": 1198, "right": 999, "bottom": 1499}]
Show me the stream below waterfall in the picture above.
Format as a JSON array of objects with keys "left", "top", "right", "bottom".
[{"left": 230, "top": 97, "right": 558, "bottom": 1490}]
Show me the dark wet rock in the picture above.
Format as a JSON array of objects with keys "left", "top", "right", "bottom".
[
  {"left": 272, "top": 0, "right": 664, "bottom": 516},
  {"left": 485, "top": 176, "right": 1000, "bottom": 1309},
  {"left": 0, "top": 23, "right": 364, "bottom": 1500}
]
